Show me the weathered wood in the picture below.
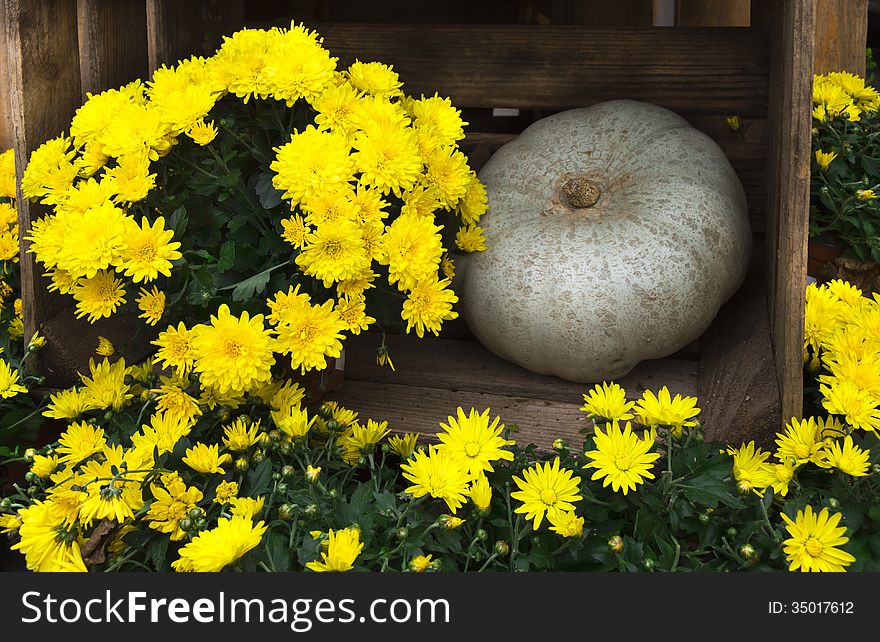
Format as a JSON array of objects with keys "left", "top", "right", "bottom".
[
  {"left": 146, "top": 0, "right": 202, "bottom": 73},
  {"left": 699, "top": 275, "right": 781, "bottom": 448},
  {"left": 200, "top": 22, "right": 771, "bottom": 116},
  {"left": 343, "top": 332, "right": 700, "bottom": 404},
  {"left": 77, "top": 0, "right": 149, "bottom": 98},
  {"left": 766, "top": 0, "right": 813, "bottom": 423},
  {"left": 813, "top": 0, "right": 868, "bottom": 76},
  {"left": 677, "top": 0, "right": 750, "bottom": 26},
  {"left": 0, "top": 2, "right": 12, "bottom": 151},
  {"left": 4, "top": 0, "right": 83, "bottom": 380},
  {"left": 326, "top": 379, "right": 591, "bottom": 451}
]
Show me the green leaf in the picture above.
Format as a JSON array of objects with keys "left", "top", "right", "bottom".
[
  {"left": 230, "top": 270, "right": 272, "bottom": 303},
  {"left": 265, "top": 530, "right": 292, "bottom": 571},
  {"left": 218, "top": 241, "right": 236, "bottom": 272},
  {"left": 245, "top": 459, "right": 273, "bottom": 496},
  {"left": 255, "top": 172, "right": 284, "bottom": 210}
]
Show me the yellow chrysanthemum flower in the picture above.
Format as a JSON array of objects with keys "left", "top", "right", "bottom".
[
  {"left": 274, "top": 403, "right": 315, "bottom": 439},
  {"left": 152, "top": 321, "right": 195, "bottom": 378},
  {"left": 229, "top": 496, "right": 265, "bottom": 521},
  {"left": 781, "top": 506, "right": 856, "bottom": 572},
  {"left": 822, "top": 435, "right": 870, "bottom": 477},
  {"left": 223, "top": 417, "right": 262, "bottom": 452},
  {"left": 190, "top": 305, "right": 275, "bottom": 395},
  {"left": 339, "top": 419, "right": 391, "bottom": 465},
  {"left": 814, "top": 149, "right": 837, "bottom": 171},
  {"left": 118, "top": 216, "right": 181, "bottom": 283},
  {"left": 105, "top": 154, "right": 156, "bottom": 204},
  {"left": 335, "top": 295, "right": 376, "bottom": 335},
  {"left": 131, "top": 411, "right": 192, "bottom": 456},
  {"left": 187, "top": 119, "right": 219, "bottom": 146},
  {"left": 183, "top": 443, "right": 232, "bottom": 475},
  {"left": 43, "top": 388, "right": 90, "bottom": 420},
  {"left": 273, "top": 297, "right": 345, "bottom": 374},
  {"left": 72, "top": 269, "right": 126, "bottom": 322},
  {"left": 137, "top": 285, "right": 166, "bottom": 326},
  {"left": 312, "top": 80, "right": 362, "bottom": 137},
  {"left": 295, "top": 218, "right": 371, "bottom": 287},
  {"left": 775, "top": 417, "right": 826, "bottom": 466},
  {"left": 804, "top": 283, "right": 847, "bottom": 353},
  {"left": 727, "top": 441, "right": 773, "bottom": 494},
  {"left": 154, "top": 380, "right": 202, "bottom": 424},
  {"left": 820, "top": 378, "right": 880, "bottom": 432},
  {"left": 400, "top": 276, "right": 459, "bottom": 338},
  {"left": 456, "top": 173, "right": 488, "bottom": 226},
  {"left": 30, "top": 454, "right": 61, "bottom": 480},
  {"left": 547, "top": 510, "right": 585, "bottom": 538},
  {"left": 280, "top": 214, "right": 310, "bottom": 249},
  {"left": 468, "top": 473, "right": 492, "bottom": 513},
  {"left": 173, "top": 516, "right": 267, "bottom": 573},
  {"left": 11, "top": 500, "right": 87, "bottom": 572},
  {"left": 424, "top": 147, "right": 471, "bottom": 208},
  {"left": 0, "top": 360, "right": 27, "bottom": 399},
  {"left": 634, "top": 386, "right": 701, "bottom": 437},
  {"left": 95, "top": 336, "right": 115, "bottom": 357},
  {"left": 0, "top": 148, "right": 16, "bottom": 199},
  {"left": 77, "top": 445, "right": 149, "bottom": 526},
  {"left": 387, "top": 432, "right": 419, "bottom": 459},
  {"left": 454, "top": 224, "right": 487, "bottom": 253},
  {"left": 147, "top": 473, "right": 204, "bottom": 541},
  {"left": 79, "top": 357, "right": 131, "bottom": 411},
  {"left": 306, "top": 527, "right": 364, "bottom": 572},
  {"left": 347, "top": 60, "right": 402, "bottom": 99},
  {"left": 409, "top": 554, "right": 434, "bottom": 572},
  {"left": 436, "top": 407, "right": 514, "bottom": 477},
  {"left": 580, "top": 381, "right": 635, "bottom": 422},
  {"left": 352, "top": 120, "right": 422, "bottom": 196},
  {"left": 270, "top": 125, "right": 354, "bottom": 205},
  {"left": 583, "top": 421, "right": 660, "bottom": 495},
  {"left": 21, "top": 136, "right": 79, "bottom": 205},
  {"left": 511, "top": 458, "right": 582, "bottom": 530},
  {"left": 213, "top": 480, "right": 239, "bottom": 505},
  {"left": 401, "top": 445, "right": 471, "bottom": 513}
]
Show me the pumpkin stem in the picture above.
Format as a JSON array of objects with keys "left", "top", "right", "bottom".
[{"left": 561, "top": 176, "right": 601, "bottom": 208}]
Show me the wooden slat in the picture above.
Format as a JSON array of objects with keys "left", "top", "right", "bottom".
[
  {"left": 699, "top": 275, "right": 780, "bottom": 448},
  {"left": 77, "top": 0, "right": 149, "bottom": 98},
  {"left": 813, "top": 0, "right": 868, "bottom": 76},
  {"left": 343, "top": 332, "right": 700, "bottom": 403},
  {"left": 146, "top": 0, "right": 202, "bottom": 73},
  {"left": 0, "top": 1, "right": 12, "bottom": 150},
  {"left": 195, "top": 22, "right": 776, "bottom": 116},
  {"left": 677, "top": 0, "right": 750, "bottom": 26},
  {"left": 4, "top": 0, "right": 83, "bottom": 380},
  {"left": 766, "top": 0, "right": 813, "bottom": 424},
  {"left": 325, "top": 379, "right": 591, "bottom": 451}
]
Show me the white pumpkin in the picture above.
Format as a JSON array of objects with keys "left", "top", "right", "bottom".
[{"left": 458, "top": 99, "right": 751, "bottom": 382}]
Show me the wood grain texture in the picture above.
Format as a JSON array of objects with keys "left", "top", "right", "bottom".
[
  {"left": 813, "top": 0, "right": 868, "bottom": 76},
  {"left": 677, "top": 0, "right": 751, "bottom": 26},
  {"left": 77, "top": 0, "right": 149, "bottom": 98},
  {"left": 0, "top": 1, "right": 11, "bottom": 150},
  {"left": 325, "top": 379, "right": 592, "bottom": 451},
  {"left": 199, "top": 22, "right": 771, "bottom": 116},
  {"left": 343, "top": 332, "right": 700, "bottom": 403},
  {"left": 4, "top": 0, "right": 83, "bottom": 380},
  {"left": 699, "top": 275, "right": 781, "bottom": 448},
  {"left": 146, "top": 0, "right": 202, "bottom": 73},
  {"left": 766, "top": 0, "right": 813, "bottom": 423}
]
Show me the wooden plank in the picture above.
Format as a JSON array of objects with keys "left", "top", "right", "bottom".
[
  {"left": 813, "top": 0, "right": 868, "bottom": 76},
  {"left": 343, "top": 333, "right": 700, "bottom": 403},
  {"left": 677, "top": 0, "right": 750, "bottom": 26},
  {"left": 699, "top": 275, "right": 781, "bottom": 448},
  {"left": 325, "top": 379, "right": 592, "bottom": 450},
  {"left": 146, "top": 0, "right": 202, "bottom": 73},
  {"left": 0, "top": 1, "right": 12, "bottom": 150},
  {"left": 4, "top": 0, "right": 83, "bottom": 381},
  {"left": 198, "top": 22, "right": 771, "bottom": 116},
  {"left": 77, "top": 0, "right": 149, "bottom": 98},
  {"left": 766, "top": 0, "right": 813, "bottom": 424}
]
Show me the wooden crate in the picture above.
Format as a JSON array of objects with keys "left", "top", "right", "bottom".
[{"left": 4, "top": 0, "right": 815, "bottom": 447}]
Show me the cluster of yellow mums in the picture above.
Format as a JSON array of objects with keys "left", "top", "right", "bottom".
[
  {"left": 20, "top": 22, "right": 487, "bottom": 373},
  {"left": 812, "top": 72, "right": 880, "bottom": 175}
]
